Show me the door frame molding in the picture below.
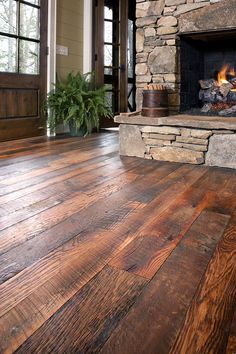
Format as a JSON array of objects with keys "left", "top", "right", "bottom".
[
  {"left": 83, "top": 0, "right": 93, "bottom": 73},
  {"left": 47, "top": 0, "right": 57, "bottom": 93},
  {"left": 47, "top": 0, "right": 57, "bottom": 135}
]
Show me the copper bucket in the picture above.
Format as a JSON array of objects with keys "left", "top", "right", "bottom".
[{"left": 142, "top": 89, "right": 169, "bottom": 117}]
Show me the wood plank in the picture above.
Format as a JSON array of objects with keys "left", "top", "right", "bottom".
[
  {"left": 170, "top": 214, "right": 236, "bottom": 354},
  {"left": 0, "top": 164, "right": 187, "bottom": 313},
  {"left": 0, "top": 164, "right": 202, "bottom": 284},
  {"left": 226, "top": 310, "right": 236, "bottom": 354},
  {"left": 109, "top": 167, "right": 233, "bottom": 279},
  {"left": 0, "top": 201, "right": 146, "bottom": 319},
  {"left": 0, "top": 133, "right": 118, "bottom": 167},
  {"left": 0, "top": 154, "right": 135, "bottom": 219},
  {"left": 0, "top": 133, "right": 235, "bottom": 354},
  {"left": 0, "top": 134, "right": 117, "bottom": 164},
  {"left": 15, "top": 265, "right": 147, "bottom": 353},
  {"left": 0, "top": 166, "right": 206, "bottom": 351},
  {"left": 0, "top": 146, "right": 118, "bottom": 183},
  {"left": 0, "top": 225, "right": 146, "bottom": 353},
  {"left": 100, "top": 210, "right": 230, "bottom": 354},
  {"left": 0, "top": 169, "right": 139, "bottom": 257},
  {"left": 0, "top": 152, "right": 119, "bottom": 215},
  {"left": 0, "top": 160, "right": 170, "bottom": 245},
  {"left": 0, "top": 146, "right": 119, "bottom": 202}
]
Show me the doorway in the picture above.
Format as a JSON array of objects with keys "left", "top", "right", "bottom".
[
  {"left": 0, "top": 0, "right": 48, "bottom": 141},
  {"left": 93, "top": 0, "right": 136, "bottom": 127}
]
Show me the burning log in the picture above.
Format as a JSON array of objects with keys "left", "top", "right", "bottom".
[
  {"left": 201, "top": 103, "right": 212, "bottom": 113},
  {"left": 199, "top": 63, "right": 236, "bottom": 115},
  {"left": 199, "top": 88, "right": 218, "bottom": 103},
  {"left": 229, "top": 77, "right": 236, "bottom": 87},
  {"left": 219, "top": 105, "right": 236, "bottom": 116},
  {"left": 219, "top": 82, "right": 233, "bottom": 97},
  {"left": 199, "top": 79, "right": 216, "bottom": 90},
  {"left": 228, "top": 90, "right": 236, "bottom": 101},
  {"left": 215, "top": 91, "right": 227, "bottom": 102}
]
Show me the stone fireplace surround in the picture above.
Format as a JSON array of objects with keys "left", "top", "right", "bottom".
[
  {"left": 117, "top": 0, "right": 236, "bottom": 169},
  {"left": 135, "top": 0, "right": 236, "bottom": 113}
]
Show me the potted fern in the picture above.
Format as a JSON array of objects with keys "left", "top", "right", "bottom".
[{"left": 46, "top": 72, "right": 113, "bottom": 136}]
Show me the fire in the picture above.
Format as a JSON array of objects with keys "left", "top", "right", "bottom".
[
  {"left": 229, "top": 67, "right": 235, "bottom": 77},
  {"left": 217, "top": 63, "right": 235, "bottom": 85}
]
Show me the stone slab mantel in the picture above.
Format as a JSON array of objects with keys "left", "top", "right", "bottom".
[
  {"left": 116, "top": 113, "right": 236, "bottom": 169},
  {"left": 115, "top": 113, "right": 236, "bottom": 131}
]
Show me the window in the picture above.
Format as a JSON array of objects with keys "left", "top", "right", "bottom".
[{"left": 0, "top": 0, "right": 40, "bottom": 74}]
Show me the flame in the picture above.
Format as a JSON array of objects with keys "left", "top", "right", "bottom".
[
  {"left": 229, "top": 67, "right": 235, "bottom": 77},
  {"left": 218, "top": 64, "right": 230, "bottom": 84},
  {"left": 217, "top": 63, "right": 235, "bottom": 85}
]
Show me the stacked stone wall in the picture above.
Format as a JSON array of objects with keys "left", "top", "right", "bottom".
[
  {"left": 135, "top": 0, "right": 224, "bottom": 113},
  {"left": 119, "top": 123, "right": 236, "bottom": 168}
]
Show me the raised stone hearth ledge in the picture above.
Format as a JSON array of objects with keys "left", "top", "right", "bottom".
[
  {"left": 116, "top": 113, "right": 236, "bottom": 169},
  {"left": 115, "top": 113, "right": 236, "bottom": 130}
]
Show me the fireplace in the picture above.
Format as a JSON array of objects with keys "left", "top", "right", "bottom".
[
  {"left": 180, "top": 30, "right": 236, "bottom": 116},
  {"left": 132, "top": 0, "right": 236, "bottom": 169}
]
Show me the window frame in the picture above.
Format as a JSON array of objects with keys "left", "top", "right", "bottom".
[{"left": 0, "top": 0, "right": 41, "bottom": 74}]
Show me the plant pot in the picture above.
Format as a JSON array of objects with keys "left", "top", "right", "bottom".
[{"left": 69, "top": 121, "right": 86, "bottom": 137}]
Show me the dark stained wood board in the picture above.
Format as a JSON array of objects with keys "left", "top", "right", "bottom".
[{"left": 0, "top": 132, "right": 235, "bottom": 353}]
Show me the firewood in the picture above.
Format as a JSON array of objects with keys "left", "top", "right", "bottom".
[
  {"left": 219, "top": 82, "right": 233, "bottom": 97},
  {"left": 219, "top": 104, "right": 236, "bottom": 116},
  {"left": 199, "top": 88, "right": 217, "bottom": 103},
  {"left": 229, "top": 77, "right": 236, "bottom": 86},
  {"left": 201, "top": 103, "right": 212, "bottom": 113},
  {"left": 199, "top": 79, "right": 216, "bottom": 90},
  {"left": 143, "top": 84, "right": 166, "bottom": 91},
  {"left": 228, "top": 90, "right": 236, "bottom": 101}
]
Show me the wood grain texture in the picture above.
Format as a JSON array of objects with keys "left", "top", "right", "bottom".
[
  {"left": 227, "top": 310, "right": 236, "bottom": 354},
  {"left": 170, "top": 214, "right": 236, "bottom": 354},
  {"left": 16, "top": 265, "right": 147, "bottom": 354},
  {"left": 109, "top": 168, "right": 233, "bottom": 279},
  {"left": 0, "top": 132, "right": 235, "bottom": 354},
  {"left": 101, "top": 210, "right": 230, "bottom": 354}
]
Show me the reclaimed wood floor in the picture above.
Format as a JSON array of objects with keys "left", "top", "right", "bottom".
[{"left": 0, "top": 132, "right": 235, "bottom": 354}]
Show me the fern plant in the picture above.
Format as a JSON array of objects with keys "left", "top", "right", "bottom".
[{"left": 46, "top": 72, "right": 113, "bottom": 136}]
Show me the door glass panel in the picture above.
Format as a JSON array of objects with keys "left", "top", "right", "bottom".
[
  {"left": 0, "top": 0, "right": 17, "bottom": 34},
  {"left": 104, "top": 67, "right": 113, "bottom": 75},
  {"left": 104, "top": 44, "right": 113, "bottom": 66},
  {"left": 19, "top": 40, "right": 39, "bottom": 74},
  {"left": 0, "top": 35, "right": 17, "bottom": 72},
  {"left": 128, "top": 83, "right": 134, "bottom": 111},
  {"left": 104, "top": 21, "right": 112, "bottom": 43},
  {"left": 25, "top": 0, "right": 40, "bottom": 5},
  {"left": 20, "top": 3, "right": 40, "bottom": 40},
  {"left": 105, "top": 91, "right": 113, "bottom": 109},
  {"left": 104, "top": 6, "right": 112, "bottom": 20},
  {"left": 128, "top": 19, "right": 134, "bottom": 78}
]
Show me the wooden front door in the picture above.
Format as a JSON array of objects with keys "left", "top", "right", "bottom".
[
  {"left": 94, "top": 0, "right": 136, "bottom": 127},
  {"left": 0, "top": 0, "right": 48, "bottom": 141}
]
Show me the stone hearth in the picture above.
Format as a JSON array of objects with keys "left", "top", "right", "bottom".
[
  {"left": 135, "top": 0, "right": 236, "bottom": 114},
  {"left": 115, "top": 113, "right": 236, "bottom": 168}
]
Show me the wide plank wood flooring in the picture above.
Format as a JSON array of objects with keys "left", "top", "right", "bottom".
[{"left": 0, "top": 132, "right": 235, "bottom": 354}]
